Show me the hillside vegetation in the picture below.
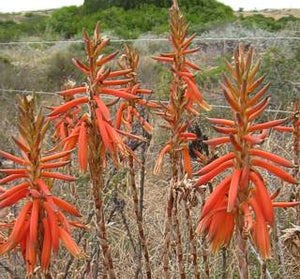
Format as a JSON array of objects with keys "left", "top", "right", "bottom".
[{"left": 0, "top": 0, "right": 299, "bottom": 42}]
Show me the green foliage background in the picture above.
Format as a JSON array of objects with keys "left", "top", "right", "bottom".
[{"left": 0, "top": 0, "right": 298, "bottom": 41}]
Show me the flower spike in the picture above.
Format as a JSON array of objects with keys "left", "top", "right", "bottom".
[
  {"left": 0, "top": 95, "right": 83, "bottom": 276},
  {"left": 152, "top": 1, "right": 210, "bottom": 277},
  {"left": 195, "top": 45, "right": 299, "bottom": 262}
]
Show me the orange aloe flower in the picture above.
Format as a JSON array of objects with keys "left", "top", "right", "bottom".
[
  {"left": 195, "top": 45, "right": 299, "bottom": 259},
  {"left": 153, "top": 0, "right": 210, "bottom": 178},
  {"left": 45, "top": 23, "right": 146, "bottom": 278},
  {"left": 46, "top": 24, "right": 142, "bottom": 171},
  {"left": 153, "top": 2, "right": 211, "bottom": 277},
  {"left": 0, "top": 95, "right": 83, "bottom": 277},
  {"left": 115, "top": 44, "right": 159, "bottom": 135}
]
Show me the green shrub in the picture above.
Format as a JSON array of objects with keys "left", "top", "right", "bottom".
[
  {"left": 239, "top": 14, "right": 300, "bottom": 32},
  {"left": 0, "top": 20, "right": 22, "bottom": 42},
  {"left": 46, "top": 6, "right": 82, "bottom": 38},
  {"left": 0, "top": 14, "right": 48, "bottom": 42}
]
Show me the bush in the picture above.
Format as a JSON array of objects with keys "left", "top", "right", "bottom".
[
  {"left": 239, "top": 14, "right": 300, "bottom": 32},
  {"left": 46, "top": 2, "right": 235, "bottom": 39},
  {"left": 47, "top": 6, "right": 82, "bottom": 38},
  {"left": 0, "top": 20, "right": 22, "bottom": 42},
  {"left": 0, "top": 14, "right": 47, "bottom": 42}
]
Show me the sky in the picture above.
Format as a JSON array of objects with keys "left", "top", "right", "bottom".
[{"left": 0, "top": 0, "right": 300, "bottom": 13}]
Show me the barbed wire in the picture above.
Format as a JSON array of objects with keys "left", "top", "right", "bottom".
[
  {"left": 0, "top": 36, "right": 299, "bottom": 46},
  {"left": 0, "top": 88, "right": 295, "bottom": 114}
]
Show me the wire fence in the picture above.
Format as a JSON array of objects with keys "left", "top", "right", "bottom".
[{"left": 0, "top": 36, "right": 299, "bottom": 46}]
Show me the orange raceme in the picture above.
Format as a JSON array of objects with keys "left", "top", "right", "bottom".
[
  {"left": 153, "top": 2, "right": 210, "bottom": 175},
  {"left": 0, "top": 96, "right": 83, "bottom": 277},
  {"left": 195, "top": 45, "right": 299, "bottom": 259}
]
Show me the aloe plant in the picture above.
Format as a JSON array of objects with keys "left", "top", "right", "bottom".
[
  {"left": 195, "top": 45, "right": 299, "bottom": 278},
  {"left": 153, "top": 1, "right": 210, "bottom": 278},
  {"left": 0, "top": 95, "right": 83, "bottom": 277},
  {"left": 45, "top": 23, "right": 147, "bottom": 278}
]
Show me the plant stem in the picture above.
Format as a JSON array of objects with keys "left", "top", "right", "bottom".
[
  {"left": 88, "top": 126, "right": 116, "bottom": 279},
  {"left": 261, "top": 261, "right": 267, "bottom": 279},
  {"left": 249, "top": 242, "right": 272, "bottom": 279},
  {"left": 202, "top": 237, "right": 210, "bottom": 279},
  {"left": 163, "top": 184, "right": 174, "bottom": 279},
  {"left": 221, "top": 248, "right": 227, "bottom": 279},
  {"left": 274, "top": 217, "right": 287, "bottom": 278},
  {"left": 184, "top": 200, "right": 199, "bottom": 279},
  {"left": 172, "top": 190, "right": 186, "bottom": 279},
  {"left": 138, "top": 140, "right": 146, "bottom": 216},
  {"left": 201, "top": 192, "right": 210, "bottom": 279},
  {"left": 129, "top": 156, "right": 152, "bottom": 279},
  {"left": 236, "top": 226, "right": 249, "bottom": 279},
  {"left": 292, "top": 100, "right": 300, "bottom": 224},
  {"left": 170, "top": 152, "right": 186, "bottom": 279}
]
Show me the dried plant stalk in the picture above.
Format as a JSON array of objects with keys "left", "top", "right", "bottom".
[
  {"left": 184, "top": 200, "right": 200, "bottom": 279},
  {"left": 292, "top": 101, "right": 300, "bottom": 223},
  {"left": 162, "top": 185, "right": 174, "bottom": 279}
]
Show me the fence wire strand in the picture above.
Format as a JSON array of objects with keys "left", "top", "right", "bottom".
[{"left": 0, "top": 36, "right": 299, "bottom": 46}]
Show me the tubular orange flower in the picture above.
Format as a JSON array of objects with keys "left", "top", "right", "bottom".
[
  {"left": 249, "top": 197, "right": 271, "bottom": 259},
  {"left": 249, "top": 171, "right": 274, "bottom": 224},
  {"left": 59, "top": 86, "right": 87, "bottom": 97},
  {"left": 203, "top": 136, "right": 231, "bottom": 147},
  {"left": 201, "top": 175, "right": 232, "bottom": 216},
  {"left": 249, "top": 149, "right": 294, "bottom": 168},
  {"left": 52, "top": 196, "right": 82, "bottom": 217},
  {"left": 41, "top": 218, "right": 52, "bottom": 271},
  {"left": 227, "top": 169, "right": 242, "bottom": 212},
  {"left": 195, "top": 45, "right": 298, "bottom": 271},
  {"left": 48, "top": 97, "right": 89, "bottom": 117},
  {"left": 251, "top": 159, "right": 297, "bottom": 184},
  {"left": 78, "top": 121, "right": 88, "bottom": 173},
  {"left": 0, "top": 150, "right": 27, "bottom": 165},
  {"left": 194, "top": 160, "right": 234, "bottom": 185}
]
